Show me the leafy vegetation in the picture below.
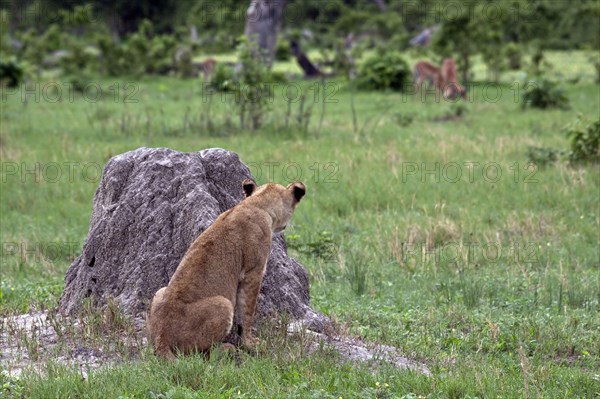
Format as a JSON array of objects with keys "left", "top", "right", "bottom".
[
  {"left": 287, "top": 230, "right": 337, "bottom": 261},
  {"left": 521, "top": 78, "right": 570, "bottom": 110},
  {"left": 356, "top": 51, "right": 410, "bottom": 91},
  {"left": 234, "top": 37, "right": 274, "bottom": 130},
  {"left": 274, "top": 40, "right": 292, "bottom": 62},
  {"left": 0, "top": 57, "right": 24, "bottom": 88},
  {"left": 211, "top": 63, "right": 236, "bottom": 92},
  {"left": 526, "top": 146, "right": 563, "bottom": 167},
  {"left": 2, "top": 1, "right": 599, "bottom": 88},
  {"left": 503, "top": 42, "right": 523, "bottom": 71},
  {"left": 566, "top": 115, "right": 600, "bottom": 164}
]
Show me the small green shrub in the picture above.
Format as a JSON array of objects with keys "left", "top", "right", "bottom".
[
  {"left": 526, "top": 146, "right": 563, "bottom": 167},
  {"left": 59, "top": 42, "right": 99, "bottom": 91},
  {"left": 145, "top": 35, "right": 177, "bottom": 75},
  {"left": 275, "top": 40, "right": 292, "bottom": 61},
  {"left": 522, "top": 78, "right": 570, "bottom": 110},
  {"left": 17, "top": 26, "right": 62, "bottom": 71},
  {"left": 357, "top": 51, "right": 410, "bottom": 91},
  {"left": 97, "top": 20, "right": 180, "bottom": 78},
  {"left": 236, "top": 36, "right": 273, "bottom": 130},
  {"left": 126, "top": 19, "right": 177, "bottom": 76},
  {"left": 0, "top": 369, "right": 24, "bottom": 397},
  {"left": 287, "top": 230, "right": 337, "bottom": 261},
  {"left": 211, "top": 63, "right": 235, "bottom": 92},
  {"left": 97, "top": 36, "right": 135, "bottom": 76},
  {"left": 503, "top": 42, "right": 522, "bottom": 70},
  {"left": 566, "top": 115, "right": 600, "bottom": 164},
  {"left": 267, "top": 70, "right": 287, "bottom": 84}
]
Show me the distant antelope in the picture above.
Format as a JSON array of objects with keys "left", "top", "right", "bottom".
[
  {"left": 413, "top": 59, "right": 466, "bottom": 100},
  {"left": 441, "top": 58, "right": 466, "bottom": 99},
  {"left": 194, "top": 58, "right": 217, "bottom": 81},
  {"left": 413, "top": 60, "right": 444, "bottom": 97}
]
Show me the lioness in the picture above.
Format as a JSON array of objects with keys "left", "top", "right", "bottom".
[{"left": 147, "top": 179, "right": 306, "bottom": 360}]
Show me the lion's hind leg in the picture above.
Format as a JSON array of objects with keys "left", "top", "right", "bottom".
[
  {"left": 148, "top": 287, "right": 178, "bottom": 360},
  {"left": 178, "top": 295, "right": 234, "bottom": 354}
]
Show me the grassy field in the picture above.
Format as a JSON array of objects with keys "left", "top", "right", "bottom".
[{"left": 1, "top": 50, "right": 599, "bottom": 398}]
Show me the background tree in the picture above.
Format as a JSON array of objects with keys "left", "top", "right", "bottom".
[
  {"left": 432, "top": 1, "right": 520, "bottom": 83},
  {"left": 245, "top": 0, "right": 287, "bottom": 67},
  {"left": 477, "top": 2, "right": 510, "bottom": 82},
  {"left": 431, "top": 3, "right": 480, "bottom": 84},
  {"left": 4, "top": 0, "right": 599, "bottom": 51}
]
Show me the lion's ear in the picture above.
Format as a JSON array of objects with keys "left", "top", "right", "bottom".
[
  {"left": 288, "top": 182, "right": 306, "bottom": 202},
  {"left": 242, "top": 179, "right": 257, "bottom": 197}
]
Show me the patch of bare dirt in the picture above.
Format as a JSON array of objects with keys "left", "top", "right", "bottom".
[
  {"left": 0, "top": 311, "right": 144, "bottom": 378},
  {"left": 1, "top": 312, "right": 431, "bottom": 378}
]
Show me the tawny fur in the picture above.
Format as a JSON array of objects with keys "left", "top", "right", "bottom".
[
  {"left": 413, "top": 59, "right": 466, "bottom": 100},
  {"left": 147, "top": 179, "right": 306, "bottom": 360},
  {"left": 441, "top": 58, "right": 466, "bottom": 100},
  {"left": 413, "top": 60, "right": 444, "bottom": 96},
  {"left": 198, "top": 58, "right": 217, "bottom": 81}
]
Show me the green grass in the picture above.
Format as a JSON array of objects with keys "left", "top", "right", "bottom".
[{"left": 1, "top": 50, "right": 599, "bottom": 398}]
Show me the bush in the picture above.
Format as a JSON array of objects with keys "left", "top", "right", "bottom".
[
  {"left": 268, "top": 70, "right": 288, "bottom": 84},
  {"left": 566, "top": 115, "right": 600, "bottom": 164},
  {"left": 236, "top": 36, "right": 273, "bottom": 130},
  {"left": 274, "top": 40, "right": 291, "bottom": 61},
  {"left": 97, "top": 36, "right": 135, "bottom": 76},
  {"left": 211, "top": 63, "right": 235, "bottom": 92},
  {"left": 16, "top": 25, "right": 62, "bottom": 71},
  {"left": 126, "top": 19, "right": 178, "bottom": 76},
  {"left": 526, "top": 146, "right": 563, "bottom": 167},
  {"left": 59, "top": 41, "right": 99, "bottom": 90},
  {"left": 503, "top": 42, "right": 522, "bottom": 70},
  {"left": 356, "top": 51, "right": 410, "bottom": 91},
  {"left": 0, "top": 57, "right": 24, "bottom": 87},
  {"left": 287, "top": 230, "right": 337, "bottom": 261},
  {"left": 522, "top": 78, "right": 570, "bottom": 110}
]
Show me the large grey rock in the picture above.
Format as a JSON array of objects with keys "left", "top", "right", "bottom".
[{"left": 59, "top": 147, "right": 328, "bottom": 332}]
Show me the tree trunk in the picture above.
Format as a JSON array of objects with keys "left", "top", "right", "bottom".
[
  {"left": 462, "top": 50, "right": 470, "bottom": 84},
  {"left": 245, "top": 0, "right": 287, "bottom": 68}
]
